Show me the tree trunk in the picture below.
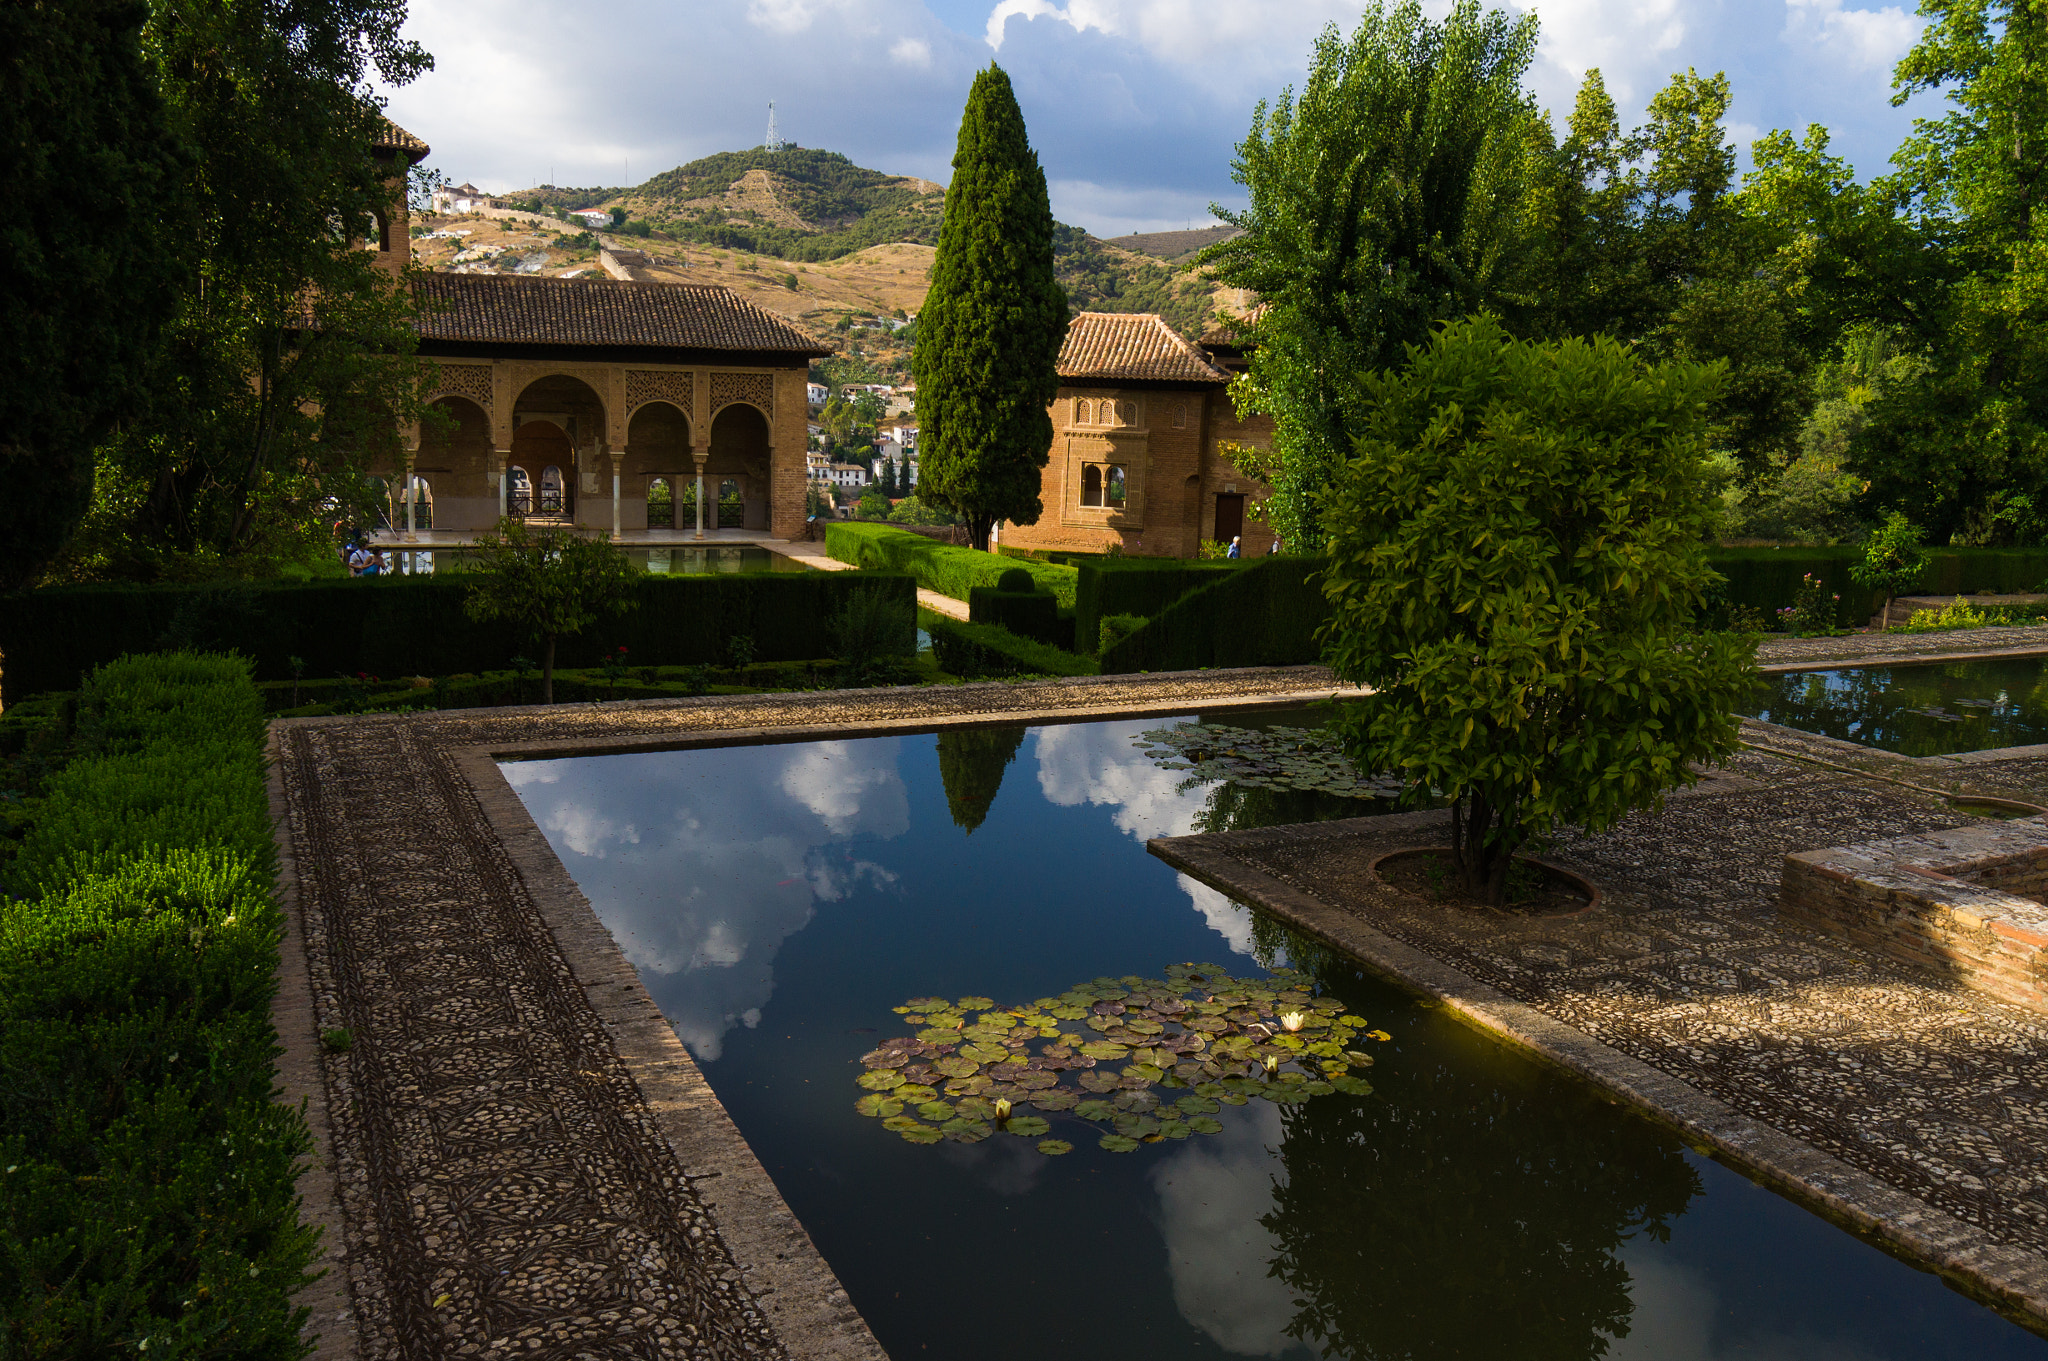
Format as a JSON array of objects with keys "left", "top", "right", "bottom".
[
  {"left": 1451, "top": 791, "right": 1517, "bottom": 907},
  {"left": 542, "top": 634, "right": 556, "bottom": 705},
  {"left": 967, "top": 513, "right": 995, "bottom": 553}
]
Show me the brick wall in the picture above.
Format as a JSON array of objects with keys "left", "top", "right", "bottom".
[{"left": 1782, "top": 821, "right": 2048, "bottom": 1013}]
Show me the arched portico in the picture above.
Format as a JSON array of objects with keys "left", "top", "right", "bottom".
[
  {"left": 509, "top": 374, "right": 607, "bottom": 526},
  {"left": 707, "top": 402, "right": 772, "bottom": 532},
  {"left": 623, "top": 400, "right": 691, "bottom": 534},
  {"left": 412, "top": 396, "right": 494, "bottom": 530}
]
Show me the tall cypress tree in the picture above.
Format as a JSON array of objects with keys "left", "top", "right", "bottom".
[{"left": 914, "top": 65, "right": 1068, "bottom": 551}]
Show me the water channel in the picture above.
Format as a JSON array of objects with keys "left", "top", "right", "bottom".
[
  {"left": 1746, "top": 656, "right": 2048, "bottom": 756},
  {"left": 506, "top": 711, "right": 2047, "bottom": 1359}
]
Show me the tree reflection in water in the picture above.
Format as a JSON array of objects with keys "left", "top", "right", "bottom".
[
  {"left": 1250, "top": 932, "right": 1700, "bottom": 1357},
  {"left": 1748, "top": 659, "right": 2048, "bottom": 757},
  {"left": 936, "top": 724, "right": 1028, "bottom": 833}
]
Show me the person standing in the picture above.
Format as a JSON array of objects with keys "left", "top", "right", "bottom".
[{"left": 1227, "top": 536, "right": 1241, "bottom": 559}]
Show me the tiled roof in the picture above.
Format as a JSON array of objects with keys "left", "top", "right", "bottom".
[
  {"left": 1198, "top": 304, "right": 1268, "bottom": 349},
  {"left": 1058, "top": 312, "right": 1227, "bottom": 385},
  {"left": 374, "top": 117, "right": 430, "bottom": 165},
  {"left": 410, "top": 274, "right": 832, "bottom": 355}
]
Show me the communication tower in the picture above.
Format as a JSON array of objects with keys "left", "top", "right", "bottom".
[{"left": 764, "top": 102, "right": 784, "bottom": 152}]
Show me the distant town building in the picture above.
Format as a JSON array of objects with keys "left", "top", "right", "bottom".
[
  {"left": 823, "top": 462, "right": 871, "bottom": 489},
  {"left": 806, "top": 382, "right": 829, "bottom": 407},
  {"left": 569, "top": 208, "right": 611, "bottom": 228}
]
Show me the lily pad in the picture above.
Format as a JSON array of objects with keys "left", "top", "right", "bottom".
[
  {"left": 961, "top": 1042, "right": 1010, "bottom": 1065},
  {"left": 1192, "top": 1082, "right": 1228, "bottom": 1098},
  {"left": 859, "top": 1048, "right": 909, "bottom": 1068},
  {"left": 917, "top": 1026, "right": 964, "bottom": 1043},
  {"left": 1036, "top": 1139, "right": 1074, "bottom": 1156},
  {"left": 1078, "top": 1071, "right": 1122, "bottom": 1093},
  {"left": 1099, "top": 1134, "right": 1142, "bottom": 1153},
  {"left": 954, "top": 1096, "right": 998, "bottom": 1121},
  {"left": 1013, "top": 1070, "right": 1059, "bottom": 1091},
  {"left": 857, "top": 1070, "right": 906, "bottom": 1092},
  {"left": 1113, "top": 1114, "right": 1161, "bottom": 1138},
  {"left": 1121, "top": 1063, "right": 1166, "bottom": 1084},
  {"left": 1175, "top": 1095, "right": 1221, "bottom": 1115},
  {"left": 942, "top": 1118, "right": 992, "bottom": 1143},
  {"left": 1005, "top": 1115, "right": 1052, "bottom": 1137},
  {"left": 1048, "top": 1005, "right": 1089, "bottom": 1020},
  {"left": 956, "top": 996, "right": 995, "bottom": 1011},
  {"left": 1032, "top": 1089, "right": 1080, "bottom": 1112},
  {"left": 933, "top": 1056, "right": 980, "bottom": 1079},
  {"left": 1123, "top": 1017, "right": 1165, "bottom": 1036},
  {"left": 894, "top": 1084, "right": 938, "bottom": 1104},
  {"left": 1343, "top": 1051, "right": 1377, "bottom": 1066},
  {"left": 944, "top": 1076, "right": 993, "bottom": 1097},
  {"left": 897, "top": 1123, "right": 944, "bottom": 1145},
  {"left": 1075, "top": 1099, "right": 1118, "bottom": 1122},
  {"left": 1079, "top": 1041, "right": 1130, "bottom": 1060},
  {"left": 903, "top": 996, "right": 951, "bottom": 1011},
  {"left": 1330, "top": 1075, "right": 1375, "bottom": 1095},
  {"left": 881, "top": 1114, "right": 926, "bottom": 1133},
  {"left": 1260, "top": 1086, "right": 1311, "bottom": 1104},
  {"left": 1186, "top": 1116, "right": 1224, "bottom": 1135},
  {"left": 916, "top": 1100, "right": 955, "bottom": 1121},
  {"left": 1158, "top": 1120, "right": 1192, "bottom": 1140},
  {"left": 855, "top": 1094, "right": 904, "bottom": 1119}
]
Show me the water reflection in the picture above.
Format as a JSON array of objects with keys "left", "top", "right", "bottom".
[
  {"left": 1264, "top": 1037, "right": 1699, "bottom": 1358},
  {"left": 936, "top": 725, "right": 1027, "bottom": 833},
  {"left": 1746, "top": 657, "right": 2048, "bottom": 756},
  {"left": 503, "top": 738, "right": 908, "bottom": 1060},
  {"left": 1153, "top": 1100, "right": 1299, "bottom": 1357}
]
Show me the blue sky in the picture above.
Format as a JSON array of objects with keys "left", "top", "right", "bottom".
[{"left": 377, "top": 0, "right": 1948, "bottom": 237}]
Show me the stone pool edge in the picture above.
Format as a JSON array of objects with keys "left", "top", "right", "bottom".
[{"left": 1149, "top": 814, "right": 2048, "bottom": 1335}]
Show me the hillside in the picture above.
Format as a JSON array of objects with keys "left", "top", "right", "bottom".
[{"left": 450, "top": 148, "right": 1236, "bottom": 337}]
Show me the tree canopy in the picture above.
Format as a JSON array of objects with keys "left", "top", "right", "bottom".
[
  {"left": 1319, "top": 316, "right": 1755, "bottom": 902},
  {"left": 913, "top": 65, "right": 1069, "bottom": 552}
]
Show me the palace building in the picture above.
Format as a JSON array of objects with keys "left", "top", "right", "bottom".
[
  {"left": 367, "top": 122, "right": 828, "bottom": 542},
  {"left": 996, "top": 312, "right": 1278, "bottom": 559}
]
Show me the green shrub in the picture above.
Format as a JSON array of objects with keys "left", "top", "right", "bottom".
[
  {"left": 826, "top": 522, "right": 1077, "bottom": 606},
  {"left": 966, "top": 576, "right": 1071, "bottom": 650},
  {"left": 1073, "top": 559, "right": 1242, "bottom": 655},
  {"left": 0, "top": 572, "right": 917, "bottom": 705},
  {"left": 1098, "top": 558, "right": 1329, "bottom": 673},
  {"left": 0, "top": 653, "right": 319, "bottom": 1358},
  {"left": 1097, "top": 614, "right": 1147, "bottom": 654},
  {"left": 1702, "top": 545, "right": 2048, "bottom": 629},
  {"left": 926, "top": 615, "right": 1098, "bottom": 678},
  {"left": 828, "top": 584, "right": 918, "bottom": 687}
]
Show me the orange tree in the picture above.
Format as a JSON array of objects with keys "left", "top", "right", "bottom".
[
  {"left": 462, "top": 520, "right": 636, "bottom": 703},
  {"left": 1319, "top": 316, "right": 1756, "bottom": 904}
]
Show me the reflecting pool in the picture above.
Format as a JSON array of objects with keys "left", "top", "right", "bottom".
[
  {"left": 506, "top": 712, "right": 2048, "bottom": 1359},
  {"left": 383, "top": 545, "right": 808, "bottom": 575},
  {"left": 1746, "top": 656, "right": 2048, "bottom": 755}
]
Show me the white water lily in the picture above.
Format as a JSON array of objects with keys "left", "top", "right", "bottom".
[
  {"left": 993, "top": 1097, "right": 1012, "bottom": 1121},
  {"left": 1278, "top": 1011, "right": 1306, "bottom": 1032},
  {"left": 1262, "top": 1054, "right": 1280, "bottom": 1074}
]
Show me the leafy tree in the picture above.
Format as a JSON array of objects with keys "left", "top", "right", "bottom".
[
  {"left": 0, "top": 0, "right": 188, "bottom": 590},
  {"left": 936, "top": 726, "right": 1027, "bottom": 833},
  {"left": 850, "top": 389, "right": 887, "bottom": 434},
  {"left": 1853, "top": 0, "right": 2048, "bottom": 542},
  {"left": 1319, "top": 316, "right": 1755, "bottom": 904},
  {"left": 1201, "top": 1, "right": 1542, "bottom": 552},
  {"left": 914, "top": 64, "right": 1068, "bottom": 551},
  {"left": 1851, "top": 511, "right": 1934, "bottom": 627},
  {"left": 887, "top": 493, "right": 959, "bottom": 527},
  {"left": 462, "top": 520, "right": 637, "bottom": 703},
  {"left": 56, "top": 0, "right": 434, "bottom": 582},
  {"left": 857, "top": 485, "right": 891, "bottom": 519}
]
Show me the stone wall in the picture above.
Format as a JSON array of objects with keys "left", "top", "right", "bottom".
[{"left": 1782, "top": 820, "right": 2048, "bottom": 1012}]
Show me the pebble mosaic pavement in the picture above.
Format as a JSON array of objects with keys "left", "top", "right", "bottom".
[{"left": 274, "top": 668, "right": 1344, "bottom": 1360}]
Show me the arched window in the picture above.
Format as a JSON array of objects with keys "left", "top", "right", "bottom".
[
  {"left": 1173, "top": 403, "right": 1187, "bottom": 429},
  {"left": 1076, "top": 398, "right": 1091, "bottom": 425},
  {"left": 1105, "top": 466, "right": 1126, "bottom": 509},
  {"left": 1119, "top": 401, "right": 1137, "bottom": 426},
  {"left": 1081, "top": 464, "right": 1103, "bottom": 507},
  {"left": 718, "top": 478, "right": 743, "bottom": 528},
  {"left": 539, "top": 465, "right": 566, "bottom": 514},
  {"left": 647, "top": 477, "right": 673, "bottom": 529}
]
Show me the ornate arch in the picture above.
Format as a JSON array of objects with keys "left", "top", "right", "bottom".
[
  {"left": 708, "top": 371, "right": 774, "bottom": 420},
  {"left": 427, "top": 363, "right": 494, "bottom": 410},
  {"left": 624, "top": 369, "right": 693, "bottom": 423}
]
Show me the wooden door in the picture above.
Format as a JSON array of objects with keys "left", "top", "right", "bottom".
[{"left": 1214, "top": 493, "right": 1245, "bottom": 546}]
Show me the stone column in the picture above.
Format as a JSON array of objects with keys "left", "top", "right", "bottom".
[
  {"left": 495, "top": 451, "right": 510, "bottom": 520},
  {"left": 692, "top": 445, "right": 709, "bottom": 540},
  {"left": 610, "top": 453, "right": 623, "bottom": 542},
  {"left": 403, "top": 452, "right": 419, "bottom": 542}
]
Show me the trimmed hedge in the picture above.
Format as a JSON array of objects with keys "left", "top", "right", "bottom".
[
  {"left": 0, "top": 571, "right": 915, "bottom": 706},
  {"left": 1099, "top": 557, "right": 1330, "bottom": 673},
  {"left": 1, "top": 653, "right": 319, "bottom": 1357},
  {"left": 1703, "top": 546, "right": 2048, "bottom": 628},
  {"left": 828, "top": 522, "right": 1078, "bottom": 607},
  {"left": 1073, "top": 558, "right": 1245, "bottom": 655},
  {"left": 926, "top": 614, "right": 1099, "bottom": 679},
  {"left": 967, "top": 570, "right": 1075, "bottom": 651}
]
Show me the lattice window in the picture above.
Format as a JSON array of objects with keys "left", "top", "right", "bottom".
[
  {"left": 709, "top": 371, "right": 773, "bottom": 414},
  {"left": 432, "top": 364, "right": 494, "bottom": 410},
  {"left": 625, "top": 369, "right": 693, "bottom": 418}
]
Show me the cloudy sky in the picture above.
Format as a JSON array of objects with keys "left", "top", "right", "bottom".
[{"left": 377, "top": 0, "right": 1944, "bottom": 237}]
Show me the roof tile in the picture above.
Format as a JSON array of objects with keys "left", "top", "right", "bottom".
[
  {"left": 1058, "top": 312, "right": 1227, "bottom": 385},
  {"left": 410, "top": 274, "right": 832, "bottom": 355}
]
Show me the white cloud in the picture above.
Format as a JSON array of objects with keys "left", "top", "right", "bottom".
[
  {"left": 891, "top": 36, "right": 935, "bottom": 66},
  {"left": 748, "top": 0, "right": 862, "bottom": 34},
  {"left": 778, "top": 740, "right": 911, "bottom": 838},
  {"left": 1781, "top": 0, "right": 1919, "bottom": 70},
  {"left": 1151, "top": 1101, "right": 1298, "bottom": 1356},
  {"left": 1608, "top": 1248, "right": 1885, "bottom": 1360}
]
